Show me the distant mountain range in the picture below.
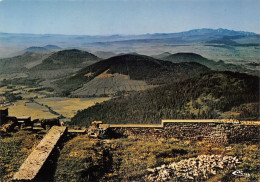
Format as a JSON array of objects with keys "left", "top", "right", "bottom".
[
  {"left": 0, "top": 28, "right": 259, "bottom": 61},
  {"left": 1, "top": 28, "right": 256, "bottom": 43},
  {"left": 0, "top": 28, "right": 258, "bottom": 55}
]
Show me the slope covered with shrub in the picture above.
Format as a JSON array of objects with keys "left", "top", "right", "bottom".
[{"left": 71, "top": 71, "right": 259, "bottom": 126}]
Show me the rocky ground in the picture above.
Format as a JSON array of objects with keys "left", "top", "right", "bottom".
[{"left": 146, "top": 155, "right": 240, "bottom": 181}]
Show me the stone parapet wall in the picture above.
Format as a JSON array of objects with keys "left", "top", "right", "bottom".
[
  {"left": 226, "top": 124, "right": 259, "bottom": 143},
  {"left": 163, "top": 122, "right": 229, "bottom": 143},
  {"left": 110, "top": 122, "right": 259, "bottom": 144}
]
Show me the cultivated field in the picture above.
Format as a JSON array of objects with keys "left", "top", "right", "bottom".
[
  {"left": 35, "top": 97, "right": 110, "bottom": 118},
  {"left": 0, "top": 85, "right": 51, "bottom": 99},
  {"left": 8, "top": 100, "right": 57, "bottom": 120},
  {"left": 0, "top": 82, "right": 111, "bottom": 120}
]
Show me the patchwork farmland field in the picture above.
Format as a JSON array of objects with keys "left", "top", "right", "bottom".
[
  {"left": 0, "top": 85, "right": 52, "bottom": 98},
  {"left": 0, "top": 82, "right": 111, "bottom": 120},
  {"left": 8, "top": 100, "right": 57, "bottom": 120},
  {"left": 35, "top": 97, "right": 110, "bottom": 118}
]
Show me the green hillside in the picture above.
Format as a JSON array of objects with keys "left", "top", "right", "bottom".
[
  {"left": 152, "top": 52, "right": 172, "bottom": 59},
  {"left": 43, "top": 45, "right": 61, "bottom": 50},
  {"left": 71, "top": 71, "right": 259, "bottom": 126},
  {"left": 0, "top": 52, "right": 50, "bottom": 73},
  {"left": 31, "top": 49, "right": 100, "bottom": 71},
  {"left": 163, "top": 53, "right": 249, "bottom": 73},
  {"left": 25, "top": 46, "right": 50, "bottom": 53},
  {"left": 56, "top": 54, "right": 210, "bottom": 93}
]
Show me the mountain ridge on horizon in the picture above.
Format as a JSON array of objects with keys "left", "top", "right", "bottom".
[
  {"left": 0, "top": 28, "right": 257, "bottom": 36},
  {"left": 1, "top": 27, "right": 259, "bottom": 60}
]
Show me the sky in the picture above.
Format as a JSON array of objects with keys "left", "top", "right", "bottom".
[{"left": 0, "top": 0, "right": 259, "bottom": 35}]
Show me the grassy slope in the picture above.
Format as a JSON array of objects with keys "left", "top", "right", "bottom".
[
  {"left": 0, "top": 131, "right": 45, "bottom": 182},
  {"left": 1, "top": 130, "right": 258, "bottom": 181},
  {"left": 54, "top": 136, "right": 197, "bottom": 182},
  {"left": 71, "top": 71, "right": 259, "bottom": 126},
  {"left": 54, "top": 136, "right": 259, "bottom": 181}
]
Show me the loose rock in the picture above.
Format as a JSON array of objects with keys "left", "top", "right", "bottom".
[{"left": 146, "top": 155, "right": 239, "bottom": 181}]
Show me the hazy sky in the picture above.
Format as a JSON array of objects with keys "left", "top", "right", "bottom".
[{"left": 0, "top": 0, "right": 259, "bottom": 35}]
